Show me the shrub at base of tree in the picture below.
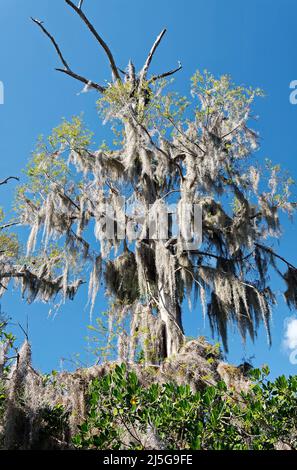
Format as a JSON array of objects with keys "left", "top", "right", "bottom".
[
  {"left": 1, "top": 321, "right": 296, "bottom": 450},
  {"left": 73, "top": 364, "right": 297, "bottom": 451}
]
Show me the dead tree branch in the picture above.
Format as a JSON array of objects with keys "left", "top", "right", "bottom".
[
  {"left": 31, "top": 18, "right": 69, "bottom": 69},
  {"left": 31, "top": 18, "right": 106, "bottom": 93},
  {"left": 65, "top": 0, "right": 121, "bottom": 81},
  {"left": 140, "top": 29, "right": 167, "bottom": 81},
  {"left": 148, "top": 62, "right": 183, "bottom": 84},
  {"left": 55, "top": 68, "right": 104, "bottom": 92}
]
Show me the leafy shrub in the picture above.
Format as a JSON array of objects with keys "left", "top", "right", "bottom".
[{"left": 73, "top": 364, "right": 297, "bottom": 450}]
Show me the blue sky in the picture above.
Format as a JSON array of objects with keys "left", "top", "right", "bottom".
[{"left": 1, "top": 0, "right": 297, "bottom": 378}]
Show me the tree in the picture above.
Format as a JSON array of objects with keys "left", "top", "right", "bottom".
[{"left": 8, "top": 0, "right": 297, "bottom": 362}]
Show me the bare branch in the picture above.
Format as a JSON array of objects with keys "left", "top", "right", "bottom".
[
  {"left": 78, "top": 0, "right": 84, "bottom": 9},
  {"left": 221, "top": 121, "right": 243, "bottom": 140},
  {"left": 31, "top": 17, "right": 106, "bottom": 93},
  {"left": 0, "top": 176, "right": 19, "bottom": 186},
  {"left": 55, "top": 68, "right": 105, "bottom": 92},
  {"left": 0, "top": 221, "right": 20, "bottom": 231},
  {"left": 31, "top": 18, "right": 70, "bottom": 70},
  {"left": 65, "top": 0, "right": 121, "bottom": 81},
  {"left": 255, "top": 243, "right": 297, "bottom": 271},
  {"left": 18, "top": 321, "right": 29, "bottom": 341},
  {"left": 140, "top": 29, "right": 167, "bottom": 81},
  {"left": 118, "top": 67, "right": 127, "bottom": 77},
  {"left": 184, "top": 249, "right": 221, "bottom": 260},
  {"left": 148, "top": 62, "right": 183, "bottom": 84}
]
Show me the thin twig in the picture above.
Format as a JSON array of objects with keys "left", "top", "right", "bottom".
[
  {"left": 163, "top": 113, "right": 206, "bottom": 154},
  {"left": 160, "top": 189, "right": 181, "bottom": 201},
  {"left": 220, "top": 121, "right": 243, "bottom": 140},
  {"left": 185, "top": 249, "right": 221, "bottom": 260},
  {"left": 175, "top": 265, "right": 203, "bottom": 290},
  {"left": 0, "top": 221, "right": 20, "bottom": 231},
  {"left": 0, "top": 176, "right": 19, "bottom": 186},
  {"left": 18, "top": 322, "right": 29, "bottom": 341},
  {"left": 255, "top": 243, "right": 297, "bottom": 271}
]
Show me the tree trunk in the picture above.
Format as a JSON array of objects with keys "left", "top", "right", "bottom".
[
  {"left": 158, "top": 280, "right": 184, "bottom": 358},
  {"left": 124, "top": 120, "right": 185, "bottom": 359}
]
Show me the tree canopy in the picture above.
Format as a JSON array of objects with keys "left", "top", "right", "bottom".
[{"left": 1, "top": 0, "right": 297, "bottom": 362}]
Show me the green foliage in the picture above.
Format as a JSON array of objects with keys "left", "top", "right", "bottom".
[
  {"left": 0, "top": 208, "right": 18, "bottom": 258},
  {"left": 73, "top": 364, "right": 297, "bottom": 450},
  {"left": 0, "top": 318, "right": 17, "bottom": 419},
  {"left": 12, "top": 115, "right": 94, "bottom": 281},
  {"left": 49, "top": 115, "right": 93, "bottom": 150},
  {"left": 40, "top": 403, "right": 70, "bottom": 440},
  {"left": 191, "top": 70, "right": 264, "bottom": 121},
  {"left": 97, "top": 81, "right": 136, "bottom": 119},
  {"left": 0, "top": 232, "right": 18, "bottom": 259},
  {"left": 264, "top": 158, "right": 295, "bottom": 207},
  {"left": 15, "top": 115, "right": 93, "bottom": 205},
  {"left": 86, "top": 303, "right": 134, "bottom": 364}
]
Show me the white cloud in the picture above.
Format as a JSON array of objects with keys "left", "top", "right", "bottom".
[{"left": 283, "top": 317, "right": 297, "bottom": 351}]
